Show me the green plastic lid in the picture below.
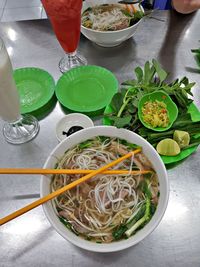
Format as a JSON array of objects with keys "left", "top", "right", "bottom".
[
  {"left": 14, "top": 67, "right": 55, "bottom": 114},
  {"left": 55, "top": 65, "right": 118, "bottom": 113}
]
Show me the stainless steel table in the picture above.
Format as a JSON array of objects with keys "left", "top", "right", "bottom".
[{"left": 1, "top": 10, "right": 200, "bottom": 267}]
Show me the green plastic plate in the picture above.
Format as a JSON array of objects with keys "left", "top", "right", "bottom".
[
  {"left": 55, "top": 66, "right": 118, "bottom": 113},
  {"left": 14, "top": 68, "right": 55, "bottom": 114},
  {"left": 103, "top": 103, "right": 200, "bottom": 165}
]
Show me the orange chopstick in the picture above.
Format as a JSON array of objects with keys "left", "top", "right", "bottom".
[
  {"left": 0, "top": 148, "right": 141, "bottom": 226},
  {"left": 0, "top": 168, "right": 151, "bottom": 175}
]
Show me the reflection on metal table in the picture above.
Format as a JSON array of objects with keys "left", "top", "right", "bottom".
[{"left": 0, "top": 10, "right": 200, "bottom": 267}]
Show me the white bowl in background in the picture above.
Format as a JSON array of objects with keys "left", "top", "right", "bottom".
[
  {"left": 81, "top": 0, "right": 144, "bottom": 47},
  {"left": 41, "top": 126, "right": 169, "bottom": 253}
]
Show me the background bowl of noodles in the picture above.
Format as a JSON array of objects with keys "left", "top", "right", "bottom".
[
  {"left": 41, "top": 126, "right": 169, "bottom": 252},
  {"left": 81, "top": 0, "right": 144, "bottom": 47}
]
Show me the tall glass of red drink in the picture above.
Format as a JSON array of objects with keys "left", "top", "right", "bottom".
[{"left": 42, "top": 0, "right": 87, "bottom": 73}]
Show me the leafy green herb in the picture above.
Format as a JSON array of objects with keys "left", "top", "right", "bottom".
[
  {"left": 104, "top": 59, "right": 200, "bottom": 154},
  {"left": 112, "top": 225, "right": 128, "bottom": 240},
  {"left": 118, "top": 139, "right": 141, "bottom": 150},
  {"left": 105, "top": 59, "right": 195, "bottom": 131},
  {"left": 110, "top": 115, "right": 132, "bottom": 128},
  {"left": 59, "top": 217, "right": 79, "bottom": 236},
  {"left": 192, "top": 48, "right": 200, "bottom": 69},
  {"left": 139, "top": 180, "right": 152, "bottom": 199},
  {"left": 111, "top": 92, "right": 124, "bottom": 112},
  {"left": 125, "top": 198, "right": 151, "bottom": 237},
  {"left": 138, "top": 113, "right": 200, "bottom": 146},
  {"left": 78, "top": 140, "right": 92, "bottom": 149},
  {"left": 150, "top": 203, "right": 157, "bottom": 216},
  {"left": 129, "top": 10, "right": 144, "bottom": 26}
]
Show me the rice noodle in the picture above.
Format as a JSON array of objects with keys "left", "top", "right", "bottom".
[
  {"left": 51, "top": 137, "right": 159, "bottom": 243},
  {"left": 81, "top": 4, "right": 130, "bottom": 31}
]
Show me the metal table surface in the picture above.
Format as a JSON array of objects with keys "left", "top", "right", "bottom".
[{"left": 0, "top": 10, "right": 200, "bottom": 267}]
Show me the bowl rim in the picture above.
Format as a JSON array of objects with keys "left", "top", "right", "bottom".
[
  {"left": 138, "top": 90, "right": 179, "bottom": 132},
  {"left": 81, "top": 3, "right": 144, "bottom": 34},
  {"left": 40, "top": 126, "right": 169, "bottom": 253}
]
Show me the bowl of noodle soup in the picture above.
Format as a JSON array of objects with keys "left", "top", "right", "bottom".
[
  {"left": 41, "top": 126, "right": 169, "bottom": 252},
  {"left": 81, "top": 0, "right": 144, "bottom": 47}
]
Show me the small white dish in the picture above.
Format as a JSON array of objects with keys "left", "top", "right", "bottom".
[{"left": 56, "top": 113, "right": 94, "bottom": 142}]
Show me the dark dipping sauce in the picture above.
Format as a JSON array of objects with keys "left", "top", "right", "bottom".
[{"left": 62, "top": 126, "right": 84, "bottom": 137}]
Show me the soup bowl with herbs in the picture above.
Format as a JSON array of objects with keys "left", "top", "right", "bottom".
[
  {"left": 81, "top": 0, "right": 145, "bottom": 47},
  {"left": 40, "top": 126, "right": 169, "bottom": 252}
]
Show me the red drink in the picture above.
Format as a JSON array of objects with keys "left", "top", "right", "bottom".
[{"left": 42, "top": 0, "right": 82, "bottom": 53}]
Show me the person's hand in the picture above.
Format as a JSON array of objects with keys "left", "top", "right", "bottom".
[{"left": 172, "top": 0, "right": 200, "bottom": 14}]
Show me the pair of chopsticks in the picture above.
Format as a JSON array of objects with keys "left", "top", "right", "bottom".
[{"left": 0, "top": 148, "right": 145, "bottom": 226}]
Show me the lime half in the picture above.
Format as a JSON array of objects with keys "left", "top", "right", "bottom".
[
  {"left": 173, "top": 130, "right": 190, "bottom": 148},
  {"left": 156, "top": 138, "right": 180, "bottom": 156}
]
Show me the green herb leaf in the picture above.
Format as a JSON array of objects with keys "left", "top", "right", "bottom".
[
  {"left": 191, "top": 48, "right": 200, "bottom": 54},
  {"left": 135, "top": 66, "right": 143, "bottom": 83},
  {"left": 121, "top": 80, "right": 137, "bottom": 86},
  {"left": 103, "top": 59, "right": 196, "bottom": 140},
  {"left": 144, "top": 61, "right": 152, "bottom": 84},
  {"left": 127, "top": 103, "right": 137, "bottom": 113},
  {"left": 110, "top": 92, "right": 124, "bottom": 113},
  {"left": 110, "top": 115, "right": 132, "bottom": 128},
  {"left": 152, "top": 59, "right": 168, "bottom": 84}
]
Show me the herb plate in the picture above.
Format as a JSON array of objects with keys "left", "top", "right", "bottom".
[{"left": 103, "top": 103, "right": 200, "bottom": 165}]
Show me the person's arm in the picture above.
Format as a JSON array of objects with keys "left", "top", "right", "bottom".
[{"left": 172, "top": 0, "right": 200, "bottom": 14}]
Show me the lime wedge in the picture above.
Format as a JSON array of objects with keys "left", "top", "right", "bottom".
[
  {"left": 173, "top": 130, "right": 190, "bottom": 148},
  {"left": 156, "top": 138, "right": 180, "bottom": 156}
]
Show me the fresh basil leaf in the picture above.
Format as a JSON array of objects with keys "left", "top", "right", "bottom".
[
  {"left": 122, "top": 80, "right": 137, "bottom": 86},
  {"left": 169, "top": 79, "right": 179, "bottom": 86},
  {"left": 194, "top": 54, "right": 200, "bottom": 68},
  {"left": 127, "top": 103, "right": 137, "bottom": 114},
  {"left": 132, "top": 98, "right": 139, "bottom": 108},
  {"left": 144, "top": 61, "right": 151, "bottom": 84},
  {"left": 143, "top": 61, "right": 157, "bottom": 85},
  {"left": 180, "top": 76, "right": 189, "bottom": 85},
  {"left": 152, "top": 59, "right": 168, "bottom": 84},
  {"left": 149, "top": 65, "right": 156, "bottom": 84},
  {"left": 134, "top": 67, "right": 143, "bottom": 83},
  {"left": 110, "top": 93, "right": 123, "bottom": 113},
  {"left": 110, "top": 115, "right": 132, "bottom": 128},
  {"left": 135, "top": 91, "right": 144, "bottom": 103}
]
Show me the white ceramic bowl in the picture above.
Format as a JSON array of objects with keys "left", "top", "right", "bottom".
[
  {"left": 81, "top": 0, "right": 144, "bottom": 47},
  {"left": 40, "top": 126, "right": 169, "bottom": 253},
  {"left": 56, "top": 113, "right": 94, "bottom": 142}
]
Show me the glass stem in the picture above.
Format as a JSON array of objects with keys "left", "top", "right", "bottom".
[
  {"left": 67, "top": 51, "right": 76, "bottom": 57},
  {"left": 59, "top": 50, "right": 87, "bottom": 73}
]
